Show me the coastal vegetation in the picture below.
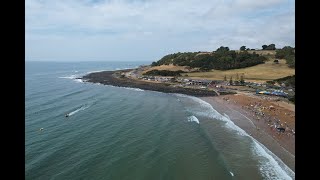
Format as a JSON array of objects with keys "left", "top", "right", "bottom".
[
  {"left": 266, "top": 75, "right": 295, "bottom": 88},
  {"left": 143, "top": 70, "right": 185, "bottom": 76},
  {"left": 151, "top": 46, "right": 267, "bottom": 71},
  {"left": 262, "top": 44, "right": 276, "bottom": 50},
  {"left": 147, "top": 44, "right": 295, "bottom": 83},
  {"left": 275, "top": 46, "right": 295, "bottom": 68}
]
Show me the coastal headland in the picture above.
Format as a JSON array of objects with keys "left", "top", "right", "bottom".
[{"left": 82, "top": 69, "right": 218, "bottom": 97}]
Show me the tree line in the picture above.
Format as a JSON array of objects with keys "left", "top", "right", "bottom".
[
  {"left": 143, "top": 70, "right": 185, "bottom": 76},
  {"left": 151, "top": 46, "right": 267, "bottom": 71}
]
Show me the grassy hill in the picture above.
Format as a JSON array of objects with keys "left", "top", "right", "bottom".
[
  {"left": 144, "top": 48, "right": 294, "bottom": 83},
  {"left": 143, "top": 59, "right": 294, "bottom": 83},
  {"left": 182, "top": 59, "right": 294, "bottom": 82}
]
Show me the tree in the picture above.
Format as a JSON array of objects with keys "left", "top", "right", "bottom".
[
  {"left": 216, "top": 46, "right": 230, "bottom": 52},
  {"left": 262, "top": 44, "right": 276, "bottom": 50},
  {"left": 286, "top": 55, "right": 295, "bottom": 68},
  {"left": 240, "top": 46, "right": 246, "bottom": 51},
  {"left": 275, "top": 46, "right": 295, "bottom": 68},
  {"left": 229, "top": 76, "right": 233, "bottom": 85},
  {"left": 262, "top": 45, "right": 268, "bottom": 50},
  {"left": 275, "top": 46, "right": 294, "bottom": 59},
  {"left": 267, "top": 44, "right": 276, "bottom": 50},
  {"left": 224, "top": 75, "right": 227, "bottom": 81}
]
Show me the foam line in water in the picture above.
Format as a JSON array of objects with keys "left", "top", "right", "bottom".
[
  {"left": 252, "top": 140, "right": 294, "bottom": 179},
  {"left": 67, "top": 104, "right": 90, "bottom": 116},
  {"left": 59, "top": 75, "right": 78, "bottom": 79},
  {"left": 85, "top": 68, "right": 129, "bottom": 75},
  {"left": 187, "top": 115, "right": 199, "bottom": 124},
  {"left": 59, "top": 74, "right": 86, "bottom": 83},
  {"left": 123, "top": 87, "right": 144, "bottom": 92},
  {"left": 229, "top": 171, "right": 234, "bottom": 176},
  {"left": 86, "top": 70, "right": 107, "bottom": 74},
  {"left": 174, "top": 94, "right": 294, "bottom": 179}
]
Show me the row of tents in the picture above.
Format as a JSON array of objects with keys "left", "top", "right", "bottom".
[{"left": 256, "top": 89, "right": 288, "bottom": 97}]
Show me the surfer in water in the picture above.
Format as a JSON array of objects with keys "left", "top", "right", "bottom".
[{"left": 65, "top": 113, "right": 69, "bottom": 117}]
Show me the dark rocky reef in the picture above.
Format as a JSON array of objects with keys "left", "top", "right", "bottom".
[{"left": 82, "top": 70, "right": 218, "bottom": 97}]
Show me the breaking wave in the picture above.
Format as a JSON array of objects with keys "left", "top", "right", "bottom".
[
  {"left": 123, "top": 87, "right": 144, "bottom": 92},
  {"left": 187, "top": 115, "right": 200, "bottom": 124},
  {"left": 59, "top": 74, "right": 84, "bottom": 83},
  {"left": 175, "top": 94, "right": 295, "bottom": 179}
]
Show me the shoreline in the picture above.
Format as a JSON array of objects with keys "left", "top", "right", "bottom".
[
  {"left": 82, "top": 70, "right": 295, "bottom": 174},
  {"left": 200, "top": 96, "right": 295, "bottom": 173}
]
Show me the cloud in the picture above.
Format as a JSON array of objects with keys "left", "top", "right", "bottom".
[{"left": 26, "top": 0, "right": 295, "bottom": 61}]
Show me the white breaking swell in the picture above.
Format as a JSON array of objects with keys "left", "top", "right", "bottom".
[
  {"left": 187, "top": 115, "right": 200, "bottom": 124},
  {"left": 175, "top": 94, "right": 295, "bottom": 180},
  {"left": 123, "top": 87, "right": 144, "bottom": 92},
  {"left": 59, "top": 74, "right": 84, "bottom": 83}
]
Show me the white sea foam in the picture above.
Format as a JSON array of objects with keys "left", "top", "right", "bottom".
[
  {"left": 187, "top": 115, "right": 200, "bottom": 124},
  {"left": 67, "top": 104, "right": 90, "bottom": 116},
  {"left": 174, "top": 94, "right": 294, "bottom": 179},
  {"left": 74, "top": 79, "right": 83, "bottom": 83},
  {"left": 86, "top": 70, "right": 107, "bottom": 74},
  {"left": 59, "top": 75, "right": 78, "bottom": 79},
  {"left": 229, "top": 171, "right": 234, "bottom": 176},
  {"left": 123, "top": 87, "right": 144, "bottom": 92},
  {"left": 252, "top": 141, "right": 294, "bottom": 180},
  {"left": 59, "top": 74, "right": 85, "bottom": 83}
]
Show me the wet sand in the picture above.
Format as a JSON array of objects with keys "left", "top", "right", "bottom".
[{"left": 201, "top": 94, "right": 295, "bottom": 172}]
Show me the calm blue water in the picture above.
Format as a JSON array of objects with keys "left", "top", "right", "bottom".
[{"left": 25, "top": 61, "right": 294, "bottom": 180}]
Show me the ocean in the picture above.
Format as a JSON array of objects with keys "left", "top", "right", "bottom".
[{"left": 25, "top": 61, "right": 294, "bottom": 180}]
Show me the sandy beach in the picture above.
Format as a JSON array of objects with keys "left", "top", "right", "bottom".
[{"left": 201, "top": 94, "right": 295, "bottom": 172}]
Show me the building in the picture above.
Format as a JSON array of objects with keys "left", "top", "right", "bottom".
[{"left": 190, "top": 79, "right": 212, "bottom": 86}]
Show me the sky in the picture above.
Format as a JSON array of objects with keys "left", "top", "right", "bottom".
[{"left": 25, "top": 0, "right": 295, "bottom": 62}]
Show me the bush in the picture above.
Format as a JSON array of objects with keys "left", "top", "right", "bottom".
[
  {"left": 143, "top": 70, "right": 186, "bottom": 76},
  {"left": 275, "top": 46, "right": 295, "bottom": 68},
  {"left": 289, "top": 95, "right": 295, "bottom": 104}
]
